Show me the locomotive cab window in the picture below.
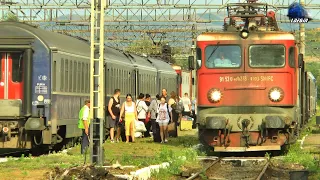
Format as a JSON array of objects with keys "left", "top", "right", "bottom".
[
  {"left": 11, "top": 53, "right": 23, "bottom": 82},
  {"left": 205, "top": 45, "right": 241, "bottom": 68},
  {"left": 289, "top": 47, "right": 295, "bottom": 68},
  {"left": 249, "top": 45, "right": 285, "bottom": 68},
  {"left": 196, "top": 47, "right": 202, "bottom": 69}
]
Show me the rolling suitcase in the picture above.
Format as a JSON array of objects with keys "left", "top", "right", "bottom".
[{"left": 152, "top": 120, "right": 161, "bottom": 142}]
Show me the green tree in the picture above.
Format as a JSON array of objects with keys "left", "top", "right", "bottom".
[
  {"left": 305, "top": 62, "right": 320, "bottom": 78},
  {"left": 3, "top": 12, "right": 19, "bottom": 22},
  {"left": 126, "top": 38, "right": 186, "bottom": 64},
  {"left": 126, "top": 39, "right": 160, "bottom": 56},
  {"left": 305, "top": 62, "right": 320, "bottom": 97}
]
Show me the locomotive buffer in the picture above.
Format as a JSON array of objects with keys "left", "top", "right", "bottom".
[{"left": 89, "top": 0, "right": 106, "bottom": 165}]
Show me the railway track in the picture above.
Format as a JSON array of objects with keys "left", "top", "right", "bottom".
[
  {"left": 0, "top": 150, "right": 30, "bottom": 157},
  {"left": 187, "top": 157, "right": 269, "bottom": 180}
]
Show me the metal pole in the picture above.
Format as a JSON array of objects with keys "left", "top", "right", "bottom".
[
  {"left": 89, "top": 0, "right": 95, "bottom": 164},
  {"left": 90, "top": 0, "right": 105, "bottom": 166},
  {"left": 191, "top": 24, "right": 197, "bottom": 100},
  {"left": 299, "top": 0, "right": 305, "bottom": 55},
  {"left": 190, "top": 24, "right": 196, "bottom": 99}
]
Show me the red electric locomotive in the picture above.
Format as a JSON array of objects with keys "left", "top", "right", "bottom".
[{"left": 188, "top": 1, "right": 317, "bottom": 152}]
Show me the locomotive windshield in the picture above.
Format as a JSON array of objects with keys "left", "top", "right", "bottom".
[
  {"left": 205, "top": 45, "right": 241, "bottom": 68},
  {"left": 249, "top": 45, "right": 285, "bottom": 68}
]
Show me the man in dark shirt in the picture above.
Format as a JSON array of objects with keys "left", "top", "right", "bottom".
[
  {"left": 161, "top": 88, "right": 170, "bottom": 102},
  {"left": 145, "top": 94, "right": 151, "bottom": 106},
  {"left": 108, "top": 89, "right": 121, "bottom": 143}
]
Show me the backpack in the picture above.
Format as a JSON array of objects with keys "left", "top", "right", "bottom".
[
  {"left": 156, "top": 103, "right": 171, "bottom": 120},
  {"left": 174, "top": 101, "right": 184, "bottom": 114},
  {"left": 136, "top": 100, "right": 143, "bottom": 116}
]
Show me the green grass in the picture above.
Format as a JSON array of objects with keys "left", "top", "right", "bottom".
[
  {"left": 0, "top": 130, "right": 202, "bottom": 179},
  {"left": 282, "top": 105, "right": 320, "bottom": 179}
]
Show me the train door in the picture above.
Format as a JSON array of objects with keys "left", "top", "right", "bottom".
[{"left": 0, "top": 53, "right": 24, "bottom": 100}]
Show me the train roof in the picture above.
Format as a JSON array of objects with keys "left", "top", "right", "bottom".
[
  {"left": 147, "top": 57, "right": 177, "bottom": 74},
  {"left": 126, "top": 53, "right": 157, "bottom": 72},
  {"left": 0, "top": 22, "right": 90, "bottom": 57},
  {"left": 104, "top": 46, "right": 133, "bottom": 66},
  {"left": 197, "top": 32, "right": 295, "bottom": 41}
]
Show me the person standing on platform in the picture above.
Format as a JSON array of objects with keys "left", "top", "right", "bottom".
[
  {"left": 78, "top": 99, "right": 90, "bottom": 154},
  {"left": 181, "top": 93, "right": 192, "bottom": 117},
  {"left": 144, "top": 94, "right": 152, "bottom": 137},
  {"left": 168, "top": 91, "right": 180, "bottom": 137},
  {"left": 162, "top": 88, "right": 170, "bottom": 103},
  {"left": 136, "top": 93, "right": 149, "bottom": 136},
  {"left": 119, "top": 94, "right": 137, "bottom": 143},
  {"left": 145, "top": 94, "right": 151, "bottom": 106},
  {"left": 149, "top": 94, "right": 161, "bottom": 142},
  {"left": 191, "top": 98, "right": 197, "bottom": 129},
  {"left": 108, "top": 89, "right": 121, "bottom": 143},
  {"left": 157, "top": 96, "right": 173, "bottom": 143}
]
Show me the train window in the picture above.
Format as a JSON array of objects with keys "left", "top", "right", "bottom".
[
  {"left": 87, "top": 63, "right": 90, "bottom": 93},
  {"left": 116, "top": 68, "right": 119, "bottom": 90},
  {"left": 84, "top": 63, "right": 87, "bottom": 93},
  {"left": 249, "top": 45, "right": 285, "bottom": 68},
  {"left": 77, "top": 62, "right": 82, "bottom": 93},
  {"left": 65, "top": 59, "right": 69, "bottom": 92},
  {"left": 73, "top": 61, "right": 77, "bottom": 92},
  {"left": 114, "top": 68, "right": 117, "bottom": 91},
  {"left": 119, "top": 69, "right": 122, "bottom": 93},
  {"left": 81, "top": 62, "right": 84, "bottom": 93},
  {"left": 122, "top": 69, "right": 125, "bottom": 92},
  {"left": 110, "top": 68, "right": 113, "bottom": 93},
  {"left": 11, "top": 53, "right": 23, "bottom": 82},
  {"left": 205, "top": 45, "right": 241, "bottom": 68},
  {"left": 289, "top": 47, "right": 295, "bottom": 68},
  {"left": 146, "top": 74, "right": 149, "bottom": 94},
  {"left": 61, "top": 59, "right": 65, "bottom": 91},
  {"left": 53, "top": 61, "right": 56, "bottom": 91},
  {"left": 125, "top": 70, "right": 128, "bottom": 93},
  {"left": 196, "top": 48, "right": 202, "bottom": 69},
  {"left": 69, "top": 60, "right": 73, "bottom": 92}
]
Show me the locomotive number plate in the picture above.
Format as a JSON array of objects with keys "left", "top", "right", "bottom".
[{"left": 219, "top": 75, "right": 274, "bottom": 82}]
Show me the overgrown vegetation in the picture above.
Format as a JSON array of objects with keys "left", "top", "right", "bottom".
[
  {"left": 282, "top": 105, "right": 320, "bottom": 179},
  {"left": 126, "top": 38, "right": 187, "bottom": 65},
  {"left": 150, "top": 148, "right": 199, "bottom": 180},
  {"left": 0, "top": 131, "right": 201, "bottom": 180},
  {"left": 305, "top": 60, "right": 320, "bottom": 98},
  {"left": 298, "top": 29, "right": 320, "bottom": 58}
]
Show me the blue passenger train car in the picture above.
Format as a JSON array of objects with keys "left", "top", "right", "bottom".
[{"left": 0, "top": 22, "right": 178, "bottom": 152}]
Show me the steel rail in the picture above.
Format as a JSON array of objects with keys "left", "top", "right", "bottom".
[
  {"left": 256, "top": 162, "right": 270, "bottom": 180},
  {"left": 186, "top": 158, "right": 221, "bottom": 180},
  {"left": 0, "top": 150, "right": 30, "bottom": 157}
]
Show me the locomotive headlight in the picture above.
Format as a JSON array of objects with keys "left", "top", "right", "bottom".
[
  {"left": 240, "top": 29, "right": 249, "bottom": 39},
  {"left": 268, "top": 87, "right": 284, "bottom": 102},
  {"left": 37, "top": 95, "right": 44, "bottom": 102},
  {"left": 207, "top": 88, "right": 222, "bottom": 103}
]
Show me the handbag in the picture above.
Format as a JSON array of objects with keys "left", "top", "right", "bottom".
[
  {"left": 168, "top": 122, "right": 176, "bottom": 131},
  {"left": 145, "top": 113, "right": 151, "bottom": 124}
]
